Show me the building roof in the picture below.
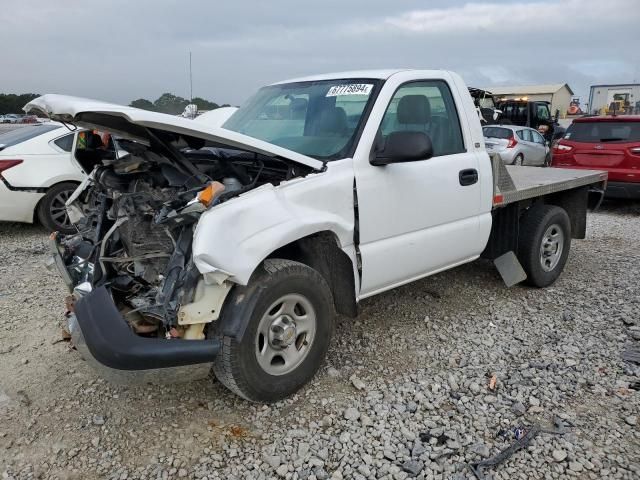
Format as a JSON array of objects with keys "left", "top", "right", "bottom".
[
  {"left": 483, "top": 83, "right": 574, "bottom": 96},
  {"left": 589, "top": 83, "right": 640, "bottom": 88}
]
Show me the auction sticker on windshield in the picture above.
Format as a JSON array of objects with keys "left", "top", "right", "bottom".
[{"left": 326, "top": 84, "right": 373, "bottom": 97}]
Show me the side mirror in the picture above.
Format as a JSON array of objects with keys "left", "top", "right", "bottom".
[{"left": 370, "top": 131, "right": 433, "bottom": 166}]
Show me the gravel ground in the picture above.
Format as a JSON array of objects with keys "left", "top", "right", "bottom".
[{"left": 1, "top": 201, "right": 639, "bottom": 480}]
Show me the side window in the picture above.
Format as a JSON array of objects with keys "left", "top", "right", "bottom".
[
  {"left": 516, "top": 130, "right": 525, "bottom": 140},
  {"left": 536, "top": 104, "right": 551, "bottom": 121},
  {"left": 380, "top": 80, "right": 464, "bottom": 157},
  {"left": 53, "top": 133, "right": 74, "bottom": 152},
  {"left": 532, "top": 131, "right": 545, "bottom": 144},
  {"left": 521, "top": 129, "right": 533, "bottom": 142}
]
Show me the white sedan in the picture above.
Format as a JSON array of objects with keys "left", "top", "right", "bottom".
[{"left": 0, "top": 123, "right": 89, "bottom": 233}]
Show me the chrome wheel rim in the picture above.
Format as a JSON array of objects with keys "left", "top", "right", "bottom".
[
  {"left": 50, "top": 190, "right": 72, "bottom": 229},
  {"left": 540, "top": 223, "right": 564, "bottom": 272},
  {"left": 255, "top": 293, "right": 316, "bottom": 376}
]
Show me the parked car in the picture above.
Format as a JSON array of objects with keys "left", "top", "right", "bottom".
[
  {"left": 29, "top": 70, "right": 605, "bottom": 402},
  {"left": 0, "top": 123, "right": 91, "bottom": 232},
  {"left": 21, "top": 114, "right": 40, "bottom": 124},
  {"left": 483, "top": 125, "right": 550, "bottom": 166},
  {"left": 552, "top": 116, "right": 640, "bottom": 198},
  {"left": 2, "top": 114, "right": 21, "bottom": 124}
]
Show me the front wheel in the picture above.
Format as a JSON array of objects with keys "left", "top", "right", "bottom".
[
  {"left": 517, "top": 205, "right": 571, "bottom": 287},
  {"left": 213, "top": 259, "right": 334, "bottom": 402}
]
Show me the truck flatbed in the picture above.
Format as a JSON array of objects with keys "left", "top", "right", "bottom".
[{"left": 490, "top": 154, "right": 607, "bottom": 207}]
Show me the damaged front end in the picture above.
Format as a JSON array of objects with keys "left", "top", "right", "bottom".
[{"left": 45, "top": 128, "right": 310, "bottom": 382}]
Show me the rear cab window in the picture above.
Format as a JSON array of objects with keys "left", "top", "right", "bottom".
[
  {"left": 564, "top": 121, "right": 640, "bottom": 143},
  {"left": 0, "top": 124, "right": 60, "bottom": 150}
]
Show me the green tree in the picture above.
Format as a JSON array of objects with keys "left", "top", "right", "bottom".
[
  {"left": 191, "top": 97, "right": 219, "bottom": 111},
  {"left": 153, "top": 93, "right": 189, "bottom": 115},
  {"left": 129, "top": 98, "right": 156, "bottom": 111},
  {"left": 0, "top": 93, "right": 40, "bottom": 114}
]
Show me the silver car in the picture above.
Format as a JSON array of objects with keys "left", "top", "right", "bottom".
[{"left": 483, "top": 125, "right": 550, "bottom": 166}]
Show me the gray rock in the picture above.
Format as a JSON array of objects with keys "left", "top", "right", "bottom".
[
  {"left": 276, "top": 464, "right": 289, "bottom": 477},
  {"left": 624, "top": 415, "right": 637, "bottom": 426},
  {"left": 511, "top": 401, "right": 526, "bottom": 416},
  {"left": 552, "top": 450, "right": 567, "bottom": 462},
  {"left": 401, "top": 460, "right": 424, "bottom": 477},
  {"left": 344, "top": 407, "right": 360, "bottom": 421},
  {"left": 350, "top": 375, "right": 366, "bottom": 391},
  {"left": 569, "top": 462, "right": 584, "bottom": 472},
  {"left": 92, "top": 415, "right": 105, "bottom": 426},
  {"left": 263, "top": 454, "right": 281, "bottom": 468}
]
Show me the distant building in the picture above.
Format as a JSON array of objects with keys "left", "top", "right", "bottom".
[
  {"left": 588, "top": 84, "right": 640, "bottom": 115},
  {"left": 483, "top": 84, "right": 574, "bottom": 117}
]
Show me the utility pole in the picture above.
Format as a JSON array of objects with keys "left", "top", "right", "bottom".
[{"left": 189, "top": 51, "right": 193, "bottom": 103}]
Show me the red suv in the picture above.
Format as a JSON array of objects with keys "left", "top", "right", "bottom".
[{"left": 552, "top": 116, "right": 640, "bottom": 198}]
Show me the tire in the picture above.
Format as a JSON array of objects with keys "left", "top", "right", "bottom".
[
  {"left": 513, "top": 154, "right": 524, "bottom": 166},
  {"left": 544, "top": 152, "right": 552, "bottom": 167},
  {"left": 517, "top": 205, "right": 571, "bottom": 288},
  {"left": 213, "top": 259, "right": 335, "bottom": 402},
  {"left": 36, "top": 182, "right": 78, "bottom": 234}
]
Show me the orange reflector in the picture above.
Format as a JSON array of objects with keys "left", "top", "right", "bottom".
[{"left": 197, "top": 181, "right": 225, "bottom": 207}]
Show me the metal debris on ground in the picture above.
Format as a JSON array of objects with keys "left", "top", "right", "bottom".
[
  {"left": 469, "top": 418, "right": 569, "bottom": 480},
  {"left": 622, "top": 346, "right": 640, "bottom": 364}
]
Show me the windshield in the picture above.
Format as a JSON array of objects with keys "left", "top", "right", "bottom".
[{"left": 222, "top": 79, "right": 380, "bottom": 160}]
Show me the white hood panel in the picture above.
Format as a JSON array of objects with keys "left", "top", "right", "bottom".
[{"left": 25, "top": 94, "right": 324, "bottom": 170}]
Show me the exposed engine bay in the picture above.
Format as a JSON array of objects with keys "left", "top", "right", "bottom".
[{"left": 54, "top": 129, "right": 311, "bottom": 339}]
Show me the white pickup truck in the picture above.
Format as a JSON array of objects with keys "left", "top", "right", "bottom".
[{"left": 28, "top": 70, "right": 607, "bottom": 402}]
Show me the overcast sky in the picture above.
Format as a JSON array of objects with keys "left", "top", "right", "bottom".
[{"left": 2, "top": 0, "right": 639, "bottom": 106}]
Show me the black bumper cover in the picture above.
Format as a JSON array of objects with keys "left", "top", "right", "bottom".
[
  {"left": 605, "top": 181, "right": 640, "bottom": 199},
  {"left": 74, "top": 286, "right": 220, "bottom": 370}
]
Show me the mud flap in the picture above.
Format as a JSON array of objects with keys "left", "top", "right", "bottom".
[{"left": 493, "top": 251, "right": 527, "bottom": 287}]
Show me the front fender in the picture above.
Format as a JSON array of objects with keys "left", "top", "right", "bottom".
[{"left": 192, "top": 160, "right": 355, "bottom": 285}]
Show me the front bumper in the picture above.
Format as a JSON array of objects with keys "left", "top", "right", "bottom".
[
  {"left": 74, "top": 286, "right": 220, "bottom": 371},
  {"left": 48, "top": 236, "right": 221, "bottom": 383}
]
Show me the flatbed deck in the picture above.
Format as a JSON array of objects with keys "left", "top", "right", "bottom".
[{"left": 490, "top": 154, "right": 607, "bottom": 207}]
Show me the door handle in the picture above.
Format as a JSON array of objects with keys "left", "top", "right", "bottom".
[{"left": 459, "top": 168, "right": 478, "bottom": 186}]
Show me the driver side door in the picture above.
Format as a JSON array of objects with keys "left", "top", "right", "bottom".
[{"left": 354, "top": 79, "right": 484, "bottom": 297}]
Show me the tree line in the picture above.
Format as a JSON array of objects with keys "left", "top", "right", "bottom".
[
  {"left": 0, "top": 94, "right": 40, "bottom": 114},
  {"left": 130, "top": 93, "right": 230, "bottom": 114},
  {"left": 1, "top": 93, "right": 229, "bottom": 115}
]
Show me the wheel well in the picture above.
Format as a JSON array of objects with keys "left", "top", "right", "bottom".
[
  {"left": 32, "top": 180, "right": 80, "bottom": 223},
  {"left": 267, "top": 231, "right": 358, "bottom": 318}
]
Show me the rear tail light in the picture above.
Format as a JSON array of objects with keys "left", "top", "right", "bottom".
[
  {"left": 0, "top": 159, "right": 23, "bottom": 178},
  {"left": 506, "top": 136, "right": 517, "bottom": 148},
  {"left": 553, "top": 143, "right": 573, "bottom": 153}
]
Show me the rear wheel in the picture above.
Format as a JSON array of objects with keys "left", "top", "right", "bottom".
[
  {"left": 517, "top": 205, "right": 571, "bottom": 287},
  {"left": 37, "top": 182, "right": 78, "bottom": 234},
  {"left": 513, "top": 154, "right": 524, "bottom": 166},
  {"left": 213, "top": 259, "right": 334, "bottom": 402}
]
